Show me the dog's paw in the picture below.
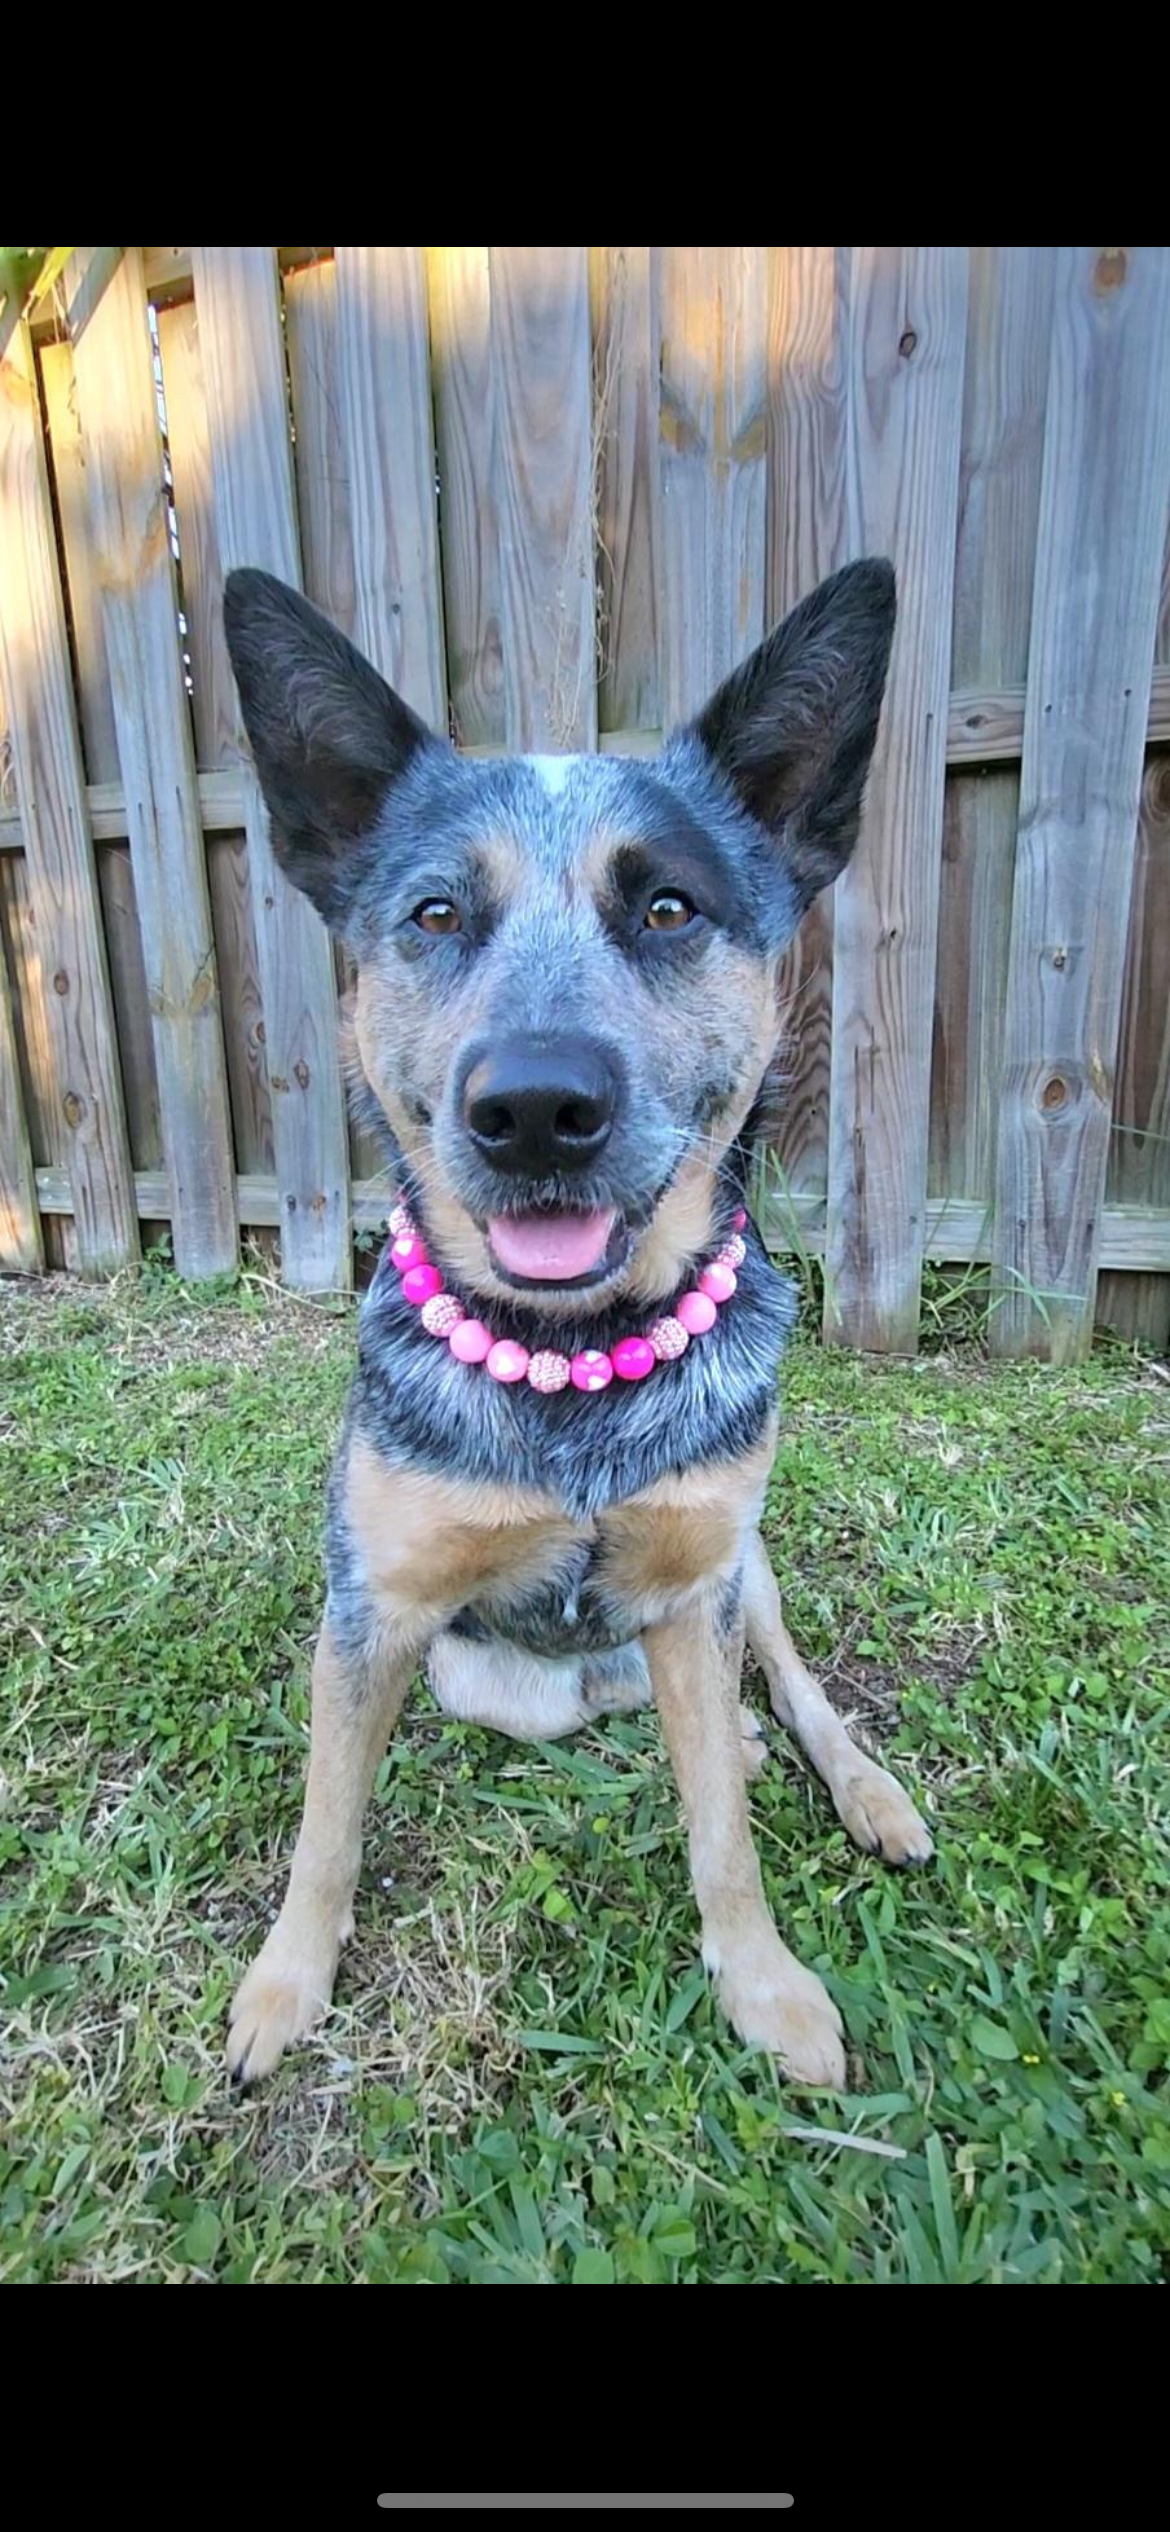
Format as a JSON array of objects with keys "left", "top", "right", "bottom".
[
  {"left": 709, "top": 1932, "right": 846, "bottom": 2087},
  {"left": 738, "top": 1704, "right": 770, "bottom": 1781},
  {"left": 226, "top": 1923, "right": 338, "bottom": 2087},
  {"left": 833, "top": 1759, "right": 933, "bottom": 1867}
]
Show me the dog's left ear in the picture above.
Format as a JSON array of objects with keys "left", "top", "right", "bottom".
[{"left": 690, "top": 557, "right": 895, "bottom": 907}]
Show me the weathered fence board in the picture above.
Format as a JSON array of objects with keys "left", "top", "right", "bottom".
[
  {"left": 335, "top": 246, "right": 447, "bottom": 729},
  {"left": 0, "top": 319, "right": 138, "bottom": 1272},
  {"left": 40, "top": 337, "right": 163, "bottom": 1175},
  {"left": 1098, "top": 752, "right": 1170, "bottom": 1349},
  {"left": 427, "top": 248, "right": 503, "bottom": 747},
  {"left": 657, "top": 245, "right": 768, "bottom": 725},
  {"left": 930, "top": 248, "right": 1055, "bottom": 1215},
  {"left": 67, "top": 247, "right": 238, "bottom": 1280},
  {"left": 823, "top": 246, "right": 969, "bottom": 1351},
  {"left": 490, "top": 246, "right": 597, "bottom": 752},
  {"left": 764, "top": 246, "right": 849, "bottom": 1205},
  {"left": 591, "top": 246, "right": 660, "bottom": 737},
  {"left": 991, "top": 245, "right": 1170, "bottom": 1360},
  {"left": 158, "top": 296, "right": 274, "bottom": 1181},
  {"left": 191, "top": 245, "right": 351, "bottom": 1289}
]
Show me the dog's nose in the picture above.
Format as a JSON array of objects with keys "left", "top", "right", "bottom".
[{"left": 463, "top": 1037, "right": 620, "bottom": 1176}]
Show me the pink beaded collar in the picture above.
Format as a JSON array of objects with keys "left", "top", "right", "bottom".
[{"left": 384, "top": 1196, "right": 748, "bottom": 1398}]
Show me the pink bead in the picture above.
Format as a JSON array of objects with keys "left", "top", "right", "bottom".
[
  {"left": 732, "top": 1207, "right": 747, "bottom": 1231},
  {"left": 421, "top": 1293, "right": 464, "bottom": 1337},
  {"left": 391, "top": 1230, "right": 428, "bottom": 1270},
  {"left": 611, "top": 1335, "right": 656, "bottom": 1382},
  {"left": 677, "top": 1288, "right": 718, "bottom": 1335},
  {"left": 449, "top": 1317, "right": 494, "bottom": 1363},
  {"left": 388, "top": 1203, "right": 415, "bottom": 1238},
  {"left": 527, "top": 1349, "right": 571, "bottom": 1394},
  {"left": 570, "top": 1348, "right": 614, "bottom": 1392},
  {"left": 718, "top": 1235, "right": 746, "bottom": 1269},
  {"left": 485, "top": 1339, "right": 529, "bottom": 1383},
  {"left": 402, "top": 1262, "right": 443, "bottom": 1305},
  {"left": 648, "top": 1314, "right": 689, "bottom": 1362},
  {"left": 699, "top": 1262, "right": 737, "bottom": 1303}
]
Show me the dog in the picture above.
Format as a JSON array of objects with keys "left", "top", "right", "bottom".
[{"left": 222, "top": 556, "right": 932, "bottom": 2090}]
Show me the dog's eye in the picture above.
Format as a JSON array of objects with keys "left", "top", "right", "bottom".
[
  {"left": 413, "top": 899, "right": 462, "bottom": 936},
  {"left": 644, "top": 890, "right": 696, "bottom": 932}
]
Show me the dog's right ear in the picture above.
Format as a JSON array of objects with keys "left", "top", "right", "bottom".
[{"left": 223, "top": 569, "right": 440, "bottom": 928}]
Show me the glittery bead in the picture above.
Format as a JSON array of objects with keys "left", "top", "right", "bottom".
[
  {"left": 449, "top": 1318, "right": 494, "bottom": 1363},
  {"left": 570, "top": 1348, "right": 614, "bottom": 1392},
  {"left": 391, "top": 1230, "right": 428, "bottom": 1270},
  {"left": 718, "top": 1235, "right": 746, "bottom": 1269},
  {"left": 699, "top": 1262, "right": 737, "bottom": 1303},
  {"left": 648, "top": 1315, "right": 689, "bottom": 1362},
  {"left": 388, "top": 1203, "right": 415, "bottom": 1237},
  {"left": 421, "top": 1293, "right": 464, "bottom": 1337},
  {"left": 677, "top": 1288, "right": 717, "bottom": 1335},
  {"left": 527, "top": 1349, "right": 571, "bottom": 1393},
  {"left": 611, "top": 1335, "right": 656, "bottom": 1381},
  {"left": 485, "top": 1339, "right": 529, "bottom": 1383},
  {"left": 732, "top": 1207, "right": 747, "bottom": 1231},
  {"left": 402, "top": 1262, "right": 443, "bottom": 1305}
]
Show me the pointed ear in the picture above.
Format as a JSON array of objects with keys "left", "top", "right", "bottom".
[
  {"left": 223, "top": 569, "right": 440, "bottom": 927},
  {"left": 690, "top": 558, "right": 896, "bottom": 907}
]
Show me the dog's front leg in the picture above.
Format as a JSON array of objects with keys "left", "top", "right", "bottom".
[
  {"left": 227, "top": 1614, "right": 422, "bottom": 2085},
  {"left": 645, "top": 1587, "right": 846, "bottom": 2087}
]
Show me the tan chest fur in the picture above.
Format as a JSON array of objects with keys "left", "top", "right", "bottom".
[{"left": 344, "top": 1422, "right": 777, "bottom": 1633}]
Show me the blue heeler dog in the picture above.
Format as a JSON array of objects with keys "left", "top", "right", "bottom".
[{"left": 223, "top": 558, "right": 932, "bottom": 2089}]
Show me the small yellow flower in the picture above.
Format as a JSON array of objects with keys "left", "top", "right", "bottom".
[
  {"left": 1110, "top": 2090, "right": 1126, "bottom": 2108},
  {"left": 1022, "top": 2052, "right": 1040, "bottom": 2065}
]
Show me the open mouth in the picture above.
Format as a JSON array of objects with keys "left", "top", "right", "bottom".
[{"left": 487, "top": 1207, "right": 627, "bottom": 1289}]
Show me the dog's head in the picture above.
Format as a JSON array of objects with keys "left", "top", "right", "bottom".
[{"left": 224, "top": 559, "right": 894, "bottom": 1312}]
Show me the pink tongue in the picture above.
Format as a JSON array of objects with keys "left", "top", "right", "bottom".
[{"left": 489, "top": 1208, "right": 615, "bottom": 1281}]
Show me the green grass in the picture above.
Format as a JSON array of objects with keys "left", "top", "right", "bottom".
[{"left": 2, "top": 1272, "right": 1168, "bottom": 2284}]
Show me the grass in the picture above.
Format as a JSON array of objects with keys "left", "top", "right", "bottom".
[{"left": 1, "top": 1269, "right": 1168, "bottom": 2284}]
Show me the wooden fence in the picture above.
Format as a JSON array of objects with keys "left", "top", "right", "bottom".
[{"left": 1, "top": 247, "right": 1168, "bottom": 1358}]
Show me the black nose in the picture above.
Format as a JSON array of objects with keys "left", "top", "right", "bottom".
[{"left": 463, "top": 1037, "right": 620, "bottom": 1177}]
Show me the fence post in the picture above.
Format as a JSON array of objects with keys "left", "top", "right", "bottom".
[{"left": 990, "top": 246, "right": 1170, "bottom": 1360}]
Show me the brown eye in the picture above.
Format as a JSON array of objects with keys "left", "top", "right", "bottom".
[
  {"left": 644, "top": 890, "right": 695, "bottom": 932},
  {"left": 414, "top": 899, "right": 462, "bottom": 935}
]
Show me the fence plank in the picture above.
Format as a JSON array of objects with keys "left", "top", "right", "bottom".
[
  {"left": 285, "top": 261, "right": 357, "bottom": 641},
  {"left": 991, "top": 245, "right": 1170, "bottom": 1360},
  {"left": 823, "top": 246, "right": 969, "bottom": 1351},
  {"left": 158, "top": 297, "right": 275, "bottom": 1185},
  {"left": 66, "top": 247, "right": 237, "bottom": 1281},
  {"left": 657, "top": 245, "right": 768, "bottom": 725},
  {"left": 764, "top": 245, "right": 849, "bottom": 1203},
  {"left": 0, "top": 319, "right": 138, "bottom": 1273},
  {"left": 490, "top": 246, "right": 596, "bottom": 751},
  {"left": 40, "top": 335, "right": 164, "bottom": 1174},
  {"left": 0, "top": 934, "right": 42, "bottom": 1271},
  {"left": 591, "top": 246, "right": 660, "bottom": 736},
  {"left": 931, "top": 248, "right": 1055, "bottom": 1214},
  {"left": 285, "top": 261, "right": 385, "bottom": 1188},
  {"left": 334, "top": 247, "right": 447, "bottom": 728},
  {"left": 190, "top": 245, "right": 351, "bottom": 1289},
  {"left": 427, "top": 248, "right": 503, "bottom": 746},
  {"left": 1100, "top": 470, "right": 1170, "bottom": 1347},
  {"left": 1097, "top": 750, "right": 1170, "bottom": 1349}
]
